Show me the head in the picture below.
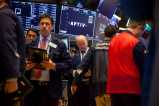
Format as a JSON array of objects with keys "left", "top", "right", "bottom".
[
  {"left": 25, "top": 28, "right": 39, "bottom": 44},
  {"left": 127, "top": 19, "right": 145, "bottom": 37},
  {"left": 0, "top": 0, "right": 10, "bottom": 5},
  {"left": 0, "top": 0, "right": 6, "bottom": 6},
  {"left": 39, "top": 14, "right": 54, "bottom": 37},
  {"left": 75, "top": 35, "right": 88, "bottom": 52},
  {"left": 0, "top": 0, "right": 5, "bottom": 3},
  {"left": 104, "top": 25, "right": 118, "bottom": 38}
]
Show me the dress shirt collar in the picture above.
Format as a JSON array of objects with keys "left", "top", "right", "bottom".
[{"left": 39, "top": 33, "right": 51, "bottom": 42}]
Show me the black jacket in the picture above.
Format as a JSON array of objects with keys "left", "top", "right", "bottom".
[{"left": 0, "top": 5, "right": 25, "bottom": 81}]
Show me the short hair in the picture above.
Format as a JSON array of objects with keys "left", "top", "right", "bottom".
[
  {"left": 127, "top": 19, "right": 144, "bottom": 29},
  {"left": 39, "top": 13, "right": 54, "bottom": 25},
  {"left": 104, "top": 25, "right": 118, "bottom": 38},
  {"left": 26, "top": 28, "right": 39, "bottom": 36}
]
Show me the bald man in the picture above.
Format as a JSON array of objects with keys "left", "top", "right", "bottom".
[
  {"left": 76, "top": 35, "right": 88, "bottom": 51},
  {"left": 68, "top": 35, "right": 95, "bottom": 106},
  {"left": 75, "top": 35, "right": 89, "bottom": 62}
]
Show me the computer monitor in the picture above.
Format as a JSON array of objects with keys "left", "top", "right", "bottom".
[
  {"left": 94, "top": 13, "right": 110, "bottom": 37},
  {"left": 59, "top": 5, "right": 96, "bottom": 37},
  {"left": 97, "top": 0, "right": 117, "bottom": 18},
  {"left": 11, "top": 1, "right": 57, "bottom": 30},
  {"left": 12, "top": 0, "right": 57, "bottom": 3}
]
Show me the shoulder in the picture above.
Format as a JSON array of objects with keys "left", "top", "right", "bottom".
[
  {"left": 51, "top": 33, "right": 61, "bottom": 43},
  {"left": 51, "top": 33, "right": 65, "bottom": 45},
  {"left": 118, "top": 31, "right": 139, "bottom": 44},
  {"left": 87, "top": 47, "right": 94, "bottom": 53},
  {"left": 0, "top": 6, "right": 17, "bottom": 20},
  {"left": 85, "top": 47, "right": 95, "bottom": 56},
  {"left": 51, "top": 33, "right": 66, "bottom": 47},
  {"left": 29, "top": 36, "right": 40, "bottom": 47},
  {"left": 134, "top": 41, "right": 146, "bottom": 52}
]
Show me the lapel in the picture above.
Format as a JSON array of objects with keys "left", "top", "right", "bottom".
[
  {"left": 48, "top": 33, "right": 59, "bottom": 50},
  {"left": 36, "top": 36, "right": 40, "bottom": 48},
  {"left": 47, "top": 33, "right": 60, "bottom": 58},
  {"left": 76, "top": 51, "right": 82, "bottom": 64}
]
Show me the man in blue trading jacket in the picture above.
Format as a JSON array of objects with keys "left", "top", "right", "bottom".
[
  {"left": 0, "top": 0, "right": 25, "bottom": 105},
  {"left": 25, "top": 14, "right": 71, "bottom": 106}
]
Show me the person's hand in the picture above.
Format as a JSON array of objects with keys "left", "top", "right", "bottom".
[
  {"left": 72, "top": 69, "right": 82, "bottom": 77},
  {"left": 4, "top": 78, "right": 18, "bottom": 94},
  {"left": 25, "top": 60, "right": 36, "bottom": 70},
  {"left": 41, "top": 59, "right": 56, "bottom": 71},
  {"left": 84, "top": 69, "right": 92, "bottom": 77}
]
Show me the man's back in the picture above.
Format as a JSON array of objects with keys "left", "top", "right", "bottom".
[
  {"left": 107, "top": 32, "right": 141, "bottom": 94},
  {"left": 0, "top": 5, "right": 25, "bottom": 80}
]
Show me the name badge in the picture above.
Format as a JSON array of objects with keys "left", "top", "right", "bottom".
[{"left": 48, "top": 42, "right": 57, "bottom": 48}]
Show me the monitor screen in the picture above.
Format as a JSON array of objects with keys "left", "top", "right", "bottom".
[
  {"left": 94, "top": 13, "right": 110, "bottom": 36},
  {"left": 59, "top": 5, "right": 96, "bottom": 37},
  {"left": 12, "top": 0, "right": 57, "bottom": 3},
  {"left": 97, "top": 0, "right": 117, "bottom": 18},
  {"left": 11, "top": 1, "right": 57, "bottom": 30}
]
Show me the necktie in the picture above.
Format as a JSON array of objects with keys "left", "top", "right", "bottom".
[
  {"left": 40, "top": 37, "right": 47, "bottom": 49},
  {"left": 34, "top": 37, "right": 47, "bottom": 79}
]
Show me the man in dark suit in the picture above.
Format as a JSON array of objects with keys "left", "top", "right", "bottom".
[
  {"left": 72, "top": 35, "right": 90, "bottom": 70},
  {"left": 0, "top": 0, "right": 25, "bottom": 105},
  {"left": 25, "top": 14, "right": 71, "bottom": 106},
  {"left": 68, "top": 35, "right": 95, "bottom": 106},
  {"left": 71, "top": 26, "right": 118, "bottom": 106}
]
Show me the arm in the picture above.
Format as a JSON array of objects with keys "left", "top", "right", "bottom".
[
  {"left": 55, "top": 41, "right": 72, "bottom": 71},
  {"left": 0, "top": 8, "right": 22, "bottom": 94},
  {"left": 133, "top": 41, "right": 147, "bottom": 75},
  {"left": 0, "top": 13, "right": 21, "bottom": 79},
  {"left": 15, "top": 15, "right": 26, "bottom": 74}
]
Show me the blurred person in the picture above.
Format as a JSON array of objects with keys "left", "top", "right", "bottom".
[
  {"left": 24, "top": 14, "right": 71, "bottom": 106},
  {"left": 0, "top": 0, "right": 25, "bottom": 105},
  {"left": 95, "top": 25, "right": 118, "bottom": 106},
  {"left": 25, "top": 28, "right": 39, "bottom": 44},
  {"left": 107, "top": 19, "right": 146, "bottom": 106},
  {"left": 104, "top": 24, "right": 119, "bottom": 42},
  {"left": 112, "top": 0, "right": 156, "bottom": 106}
]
